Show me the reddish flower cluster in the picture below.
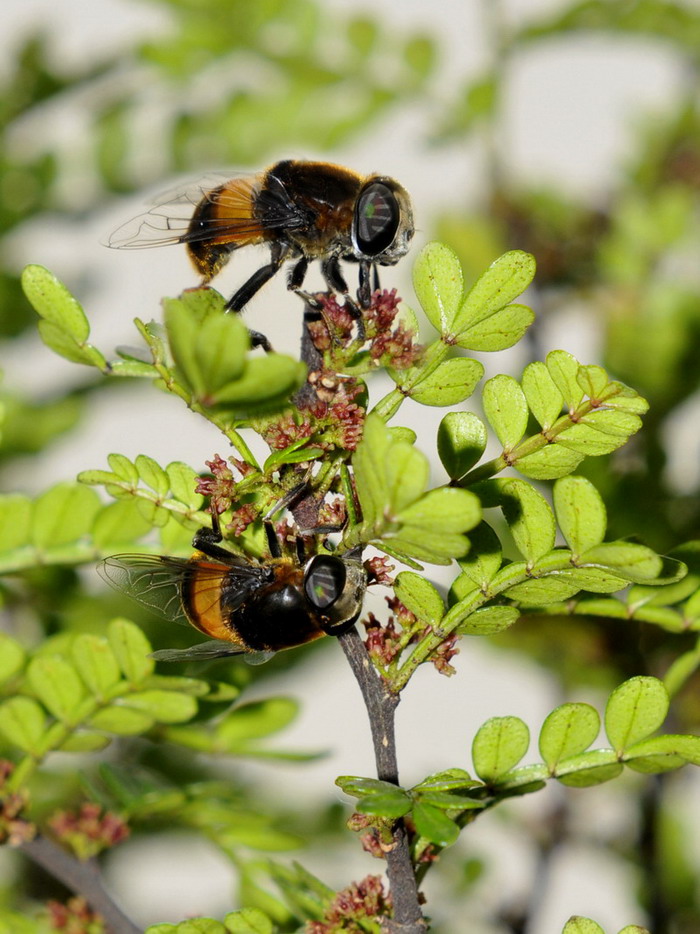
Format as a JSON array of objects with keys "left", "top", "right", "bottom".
[
  {"left": 364, "top": 290, "right": 422, "bottom": 369},
  {"left": 430, "top": 633, "right": 460, "bottom": 677},
  {"left": 301, "top": 377, "right": 366, "bottom": 451},
  {"left": 46, "top": 896, "right": 104, "bottom": 933},
  {"left": 195, "top": 454, "right": 238, "bottom": 515},
  {"left": 364, "top": 597, "right": 460, "bottom": 677},
  {"left": 309, "top": 290, "right": 422, "bottom": 372},
  {"left": 48, "top": 803, "right": 129, "bottom": 861},
  {"left": 306, "top": 875, "right": 392, "bottom": 933},
  {"left": 0, "top": 759, "right": 34, "bottom": 845},
  {"left": 363, "top": 613, "right": 402, "bottom": 668},
  {"left": 364, "top": 556, "right": 395, "bottom": 587},
  {"left": 261, "top": 412, "right": 315, "bottom": 451}
]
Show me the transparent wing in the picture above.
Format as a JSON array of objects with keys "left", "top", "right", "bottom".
[
  {"left": 97, "top": 554, "right": 214, "bottom": 623},
  {"left": 150, "top": 642, "right": 274, "bottom": 665},
  {"left": 105, "top": 171, "right": 306, "bottom": 250}
]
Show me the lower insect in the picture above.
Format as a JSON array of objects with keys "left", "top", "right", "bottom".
[{"left": 98, "top": 523, "right": 367, "bottom": 663}]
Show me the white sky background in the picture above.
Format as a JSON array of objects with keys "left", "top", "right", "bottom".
[{"left": 1, "top": 0, "right": 697, "bottom": 930}]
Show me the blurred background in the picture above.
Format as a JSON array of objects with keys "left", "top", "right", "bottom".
[{"left": 2, "top": 0, "right": 700, "bottom": 931}]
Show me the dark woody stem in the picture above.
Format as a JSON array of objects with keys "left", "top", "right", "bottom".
[
  {"left": 295, "top": 298, "right": 426, "bottom": 932},
  {"left": 21, "top": 835, "right": 142, "bottom": 934},
  {"left": 337, "top": 629, "right": 426, "bottom": 933}
]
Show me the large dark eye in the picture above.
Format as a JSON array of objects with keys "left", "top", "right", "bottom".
[
  {"left": 353, "top": 182, "right": 400, "bottom": 256},
  {"left": 304, "top": 556, "right": 347, "bottom": 610}
]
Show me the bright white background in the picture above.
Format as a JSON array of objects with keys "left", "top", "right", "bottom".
[{"left": 1, "top": 0, "right": 695, "bottom": 930}]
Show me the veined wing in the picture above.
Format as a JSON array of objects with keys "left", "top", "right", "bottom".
[
  {"left": 105, "top": 171, "right": 307, "bottom": 250},
  {"left": 150, "top": 641, "right": 273, "bottom": 665}
]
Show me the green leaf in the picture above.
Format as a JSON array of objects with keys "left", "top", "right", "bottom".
[
  {"left": 216, "top": 698, "right": 299, "bottom": 746},
  {"left": 455, "top": 605, "right": 519, "bottom": 635},
  {"left": 349, "top": 413, "right": 391, "bottom": 529},
  {"left": 167, "top": 462, "right": 204, "bottom": 509},
  {"left": 357, "top": 789, "right": 412, "bottom": 817},
  {"left": 210, "top": 355, "right": 306, "bottom": 408},
  {"left": 581, "top": 542, "right": 662, "bottom": 582},
  {"left": 412, "top": 241, "right": 463, "bottom": 335},
  {"left": 27, "top": 656, "right": 85, "bottom": 722},
  {"left": 498, "top": 479, "right": 556, "bottom": 562},
  {"left": 412, "top": 801, "right": 460, "bottom": 846},
  {"left": 108, "top": 618, "right": 154, "bottom": 683},
  {"left": 31, "top": 483, "right": 101, "bottom": 549},
  {"left": 546, "top": 350, "right": 584, "bottom": 409},
  {"left": 386, "top": 440, "right": 430, "bottom": 514},
  {"left": 412, "top": 768, "right": 476, "bottom": 793},
  {"left": 71, "top": 635, "right": 121, "bottom": 698},
  {"left": 408, "top": 357, "right": 483, "bottom": 406},
  {"left": 396, "top": 487, "right": 481, "bottom": 534},
  {"left": 21, "top": 264, "right": 89, "bottom": 340},
  {"left": 554, "top": 749, "right": 623, "bottom": 787},
  {"left": 336, "top": 776, "right": 402, "bottom": 797},
  {"left": 123, "top": 690, "right": 197, "bottom": 723},
  {"left": 522, "top": 361, "right": 563, "bottom": 429},
  {"left": 516, "top": 445, "right": 585, "bottom": 480},
  {"left": 89, "top": 706, "right": 155, "bottom": 735},
  {"left": 472, "top": 716, "right": 530, "bottom": 782},
  {"left": 0, "top": 634, "right": 25, "bottom": 684},
  {"left": 553, "top": 477, "right": 607, "bottom": 555},
  {"left": 60, "top": 731, "right": 112, "bottom": 753},
  {"left": 539, "top": 703, "right": 600, "bottom": 770},
  {"left": 91, "top": 499, "right": 154, "bottom": 548},
  {"left": 455, "top": 303, "right": 534, "bottom": 352},
  {"left": 562, "top": 919, "right": 605, "bottom": 934},
  {"left": 135, "top": 454, "right": 170, "bottom": 497},
  {"left": 452, "top": 250, "right": 536, "bottom": 337},
  {"left": 482, "top": 375, "right": 528, "bottom": 450},
  {"left": 437, "top": 411, "right": 487, "bottom": 479},
  {"left": 456, "top": 521, "right": 502, "bottom": 587},
  {"left": 107, "top": 453, "right": 139, "bottom": 484},
  {"left": 394, "top": 572, "right": 444, "bottom": 626},
  {"left": 504, "top": 577, "right": 582, "bottom": 606},
  {"left": 37, "top": 320, "right": 107, "bottom": 368},
  {"left": 224, "top": 908, "right": 274, "bottom": 934},
  {"left": 0, "top": 495, "right": 32, "bottom": 552},
  {"left": 0, "top": 696, "right": 46, "bottom": 752},
  {"left": 577, "top": 364, "right": 608, "bottom": 399},
  {"left": 624, "top": 734, "right": 700, "bottom": 770},
  {"left": 192, "top": 312, "right": 250, "bottom": 394},
  {"left": 605, "top": 677, "right": 669, "bottom": 753}
]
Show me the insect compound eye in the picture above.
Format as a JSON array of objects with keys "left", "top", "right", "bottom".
[
  {"left": 353, "top": 182, "right": 400, "bottom": 256},
  {"left": 304, "top": 556, "right": 347, "bottom": 611}
]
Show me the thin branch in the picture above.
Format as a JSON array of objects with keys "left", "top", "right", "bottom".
[
  {"left": 21, "top": 834, "right": 142, "bottom": 934},
  {"left": 338, "top": 629, "right": 427, "bottom": 934}
]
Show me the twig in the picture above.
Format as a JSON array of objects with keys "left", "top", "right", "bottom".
[
  {"left": 21, "top": 834, "right": 142, "bottom": 934},
  {"left": 338, "top": 628, "right": 427, "bottom": 933}
]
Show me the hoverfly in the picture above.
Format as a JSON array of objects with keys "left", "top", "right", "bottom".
[
  {"left": 107, "top": 160, "right": 414, "bottom": 327},
  {"left": 98, "top": 522, "right": 366, "bottom": 663}
]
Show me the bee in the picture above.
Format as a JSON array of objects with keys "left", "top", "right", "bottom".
[
  {"left": 97, "top": 523, "right": 366, "bottom": 663},
  {"left": 107, "top": 160, "right": 414, "bottom": 328}
]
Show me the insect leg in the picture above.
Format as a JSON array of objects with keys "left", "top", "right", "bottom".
[
  {"left": 263, "top": 520, "right": 283, "bottom": 559},
  {"left": 357, "top": 259, "right": 372, "bottom": 309},
  {"left": 225, "top": 241, "right": 289, "bottom": 313},
  {"left": 320, "top": 255, "right": 366, "bottom": 343},
  {"left": 372, "top": 264, "right": 381, "bottom": 292},
  {"left": 288, "top": 256, "right": 309, "bottom": 290}
]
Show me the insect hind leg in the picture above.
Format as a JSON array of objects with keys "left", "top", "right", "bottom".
[{"left": 225, "top": 242, "right": 289, "bottom": 350}]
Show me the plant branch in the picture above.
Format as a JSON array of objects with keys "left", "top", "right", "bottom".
[
  {"left": 338, "top": 628, "right": 426, "bottom": 933},
  {"left": 21, "top": 834, "right": 142, "bottom": 934}
]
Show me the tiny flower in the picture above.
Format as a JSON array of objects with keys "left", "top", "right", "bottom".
[
  {"left": 47, "top": 895, "right": 104, "bottom": 933},
  {"left": 48, "top": 803, "right": 129, "bottom": 861},
  {"left": 364, "top": 556, "right": 395, "bottom": 587},
  {"left": 0, "top": 760, "right": 35, "bottom": 845}
]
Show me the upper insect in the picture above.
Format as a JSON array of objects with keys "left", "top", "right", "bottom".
[{"left": 106, "top": 160, "right": 414, "bottom": 314}]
